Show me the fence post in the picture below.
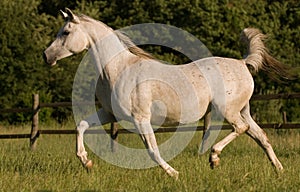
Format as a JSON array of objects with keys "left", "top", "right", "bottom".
[
  {"left": 282, "top": 111, "right": 287, "bottom": 124},
  {"left": 110, "top": 122, "right": 118, "bottom": 152},
  {"left": 30, "top": 93, "right": 40, "bottom": 150}
]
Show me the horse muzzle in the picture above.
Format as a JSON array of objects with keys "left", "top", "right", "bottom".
[{"left": 43, "top": 51, "right": 57, "bottom": 66}]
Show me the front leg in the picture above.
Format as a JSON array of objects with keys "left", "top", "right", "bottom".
[
  {"left": 133, "top": 118, "right": 179, "bottom": 179},
  {"left": 76, "top": 121, "right": 92, "bottom": 168},
  {"left": 76, "top": 108, "right": 116, "bottom": 169}
]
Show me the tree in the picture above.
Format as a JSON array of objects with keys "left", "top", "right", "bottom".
[{"left": 0, "top": 0, "right": 298, "bottom": 123}]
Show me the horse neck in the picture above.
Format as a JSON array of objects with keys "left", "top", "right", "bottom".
[{"left": 85, "top": 22, "right": 136, "bottom": 84}]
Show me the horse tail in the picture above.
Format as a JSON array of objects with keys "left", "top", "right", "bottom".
[{"left": 240, "top": 28, "right": 292, "bottom": 80}]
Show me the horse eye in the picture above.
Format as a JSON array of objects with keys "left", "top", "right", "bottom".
[{"left": 62, "top": 31, "right": 70, "bottom": 36}]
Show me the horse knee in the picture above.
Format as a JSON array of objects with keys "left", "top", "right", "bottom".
[
  {"left": 77, "top": 120, "right": 89, "bottom": 133},
  {"left": 235, "top": 123, "right": 250, "bottom": 135},
  {"left": 229, "top": 117, "right": 249, "bottom": 135},
  {"left": 77, "top": 149, "right": 87, "bottom": 156}
]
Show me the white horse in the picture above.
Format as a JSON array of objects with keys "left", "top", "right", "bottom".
[{"left": 44, "top": 8, "right": 286, "bottom": 178}]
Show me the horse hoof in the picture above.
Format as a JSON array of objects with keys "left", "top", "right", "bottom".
[
  {"left": 166, "top": 168, "right": 179, "bottom": 180},
  {"left": 171, "top": 170, "right": 179, "bottom": 180},
  {"left": 85, "top": 160, "right": 93, "bottom": 169},
  {"left": 210, "top": 159, "right": 220, "bottom": 169},
  {"left": 209, "top": 156, "right": 220, "bottom": 169}
]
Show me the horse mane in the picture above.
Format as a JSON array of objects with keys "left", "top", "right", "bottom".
[
  {"left": 114, "top": 31, "right": 155, "bottom": 60},
  {"left": 77, "top": 15, "right": 154, "bottom": 60}
]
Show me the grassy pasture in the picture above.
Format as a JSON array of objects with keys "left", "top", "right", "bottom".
[{"left": 0, "top": 123, "right": 300, "bottom": 191}]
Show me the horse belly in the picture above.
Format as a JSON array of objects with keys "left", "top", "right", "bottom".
[
  {"left": 150, "top": 99, "right": 204, "bottom": 126},
  {"left": 150, "top": 79, "right": 210, "bottom": 126}
]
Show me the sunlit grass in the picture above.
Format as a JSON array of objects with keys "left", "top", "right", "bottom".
[{"left": 0, "top": 123, "right": 300, "bottom": 191}]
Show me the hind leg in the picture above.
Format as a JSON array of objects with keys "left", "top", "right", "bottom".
[
  {"left": 242, "top": 103, "right": 283, "bottom": 171},
  {"left": 210, "top": 113, "right": 249, "bottom": 169}
]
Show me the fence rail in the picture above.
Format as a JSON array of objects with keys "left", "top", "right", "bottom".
[
  {"left": 0, "top": 93, "right": 300, "bottom": 150},
  {"left": 1, "top": 123, "right": 300, "bottom": 139},
  {"left": 1, "top": 93, "right": 299, "bottom": 114},
  {"left": 251, "top": 93, "right": 300, "bottom": 100}
]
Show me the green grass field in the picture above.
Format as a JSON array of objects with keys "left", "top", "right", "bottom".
[{"left": 1, "top": 123, "right": 300, "bottom": 191}]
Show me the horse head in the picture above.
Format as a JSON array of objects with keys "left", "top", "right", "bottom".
[{"left": 43, "top": 8, "right": 89, "bottom": 66}]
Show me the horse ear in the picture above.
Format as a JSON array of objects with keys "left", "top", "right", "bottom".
[
  {"left": 60, "top": 10, "right": 68, "bottom": 20},
  {"left": 65, "top": 8, "right": 80, "bottom": 24}
]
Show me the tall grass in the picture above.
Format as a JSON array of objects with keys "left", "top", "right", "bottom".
[{"left": 0, "top": 123, "right": 300, "bottom": 191}]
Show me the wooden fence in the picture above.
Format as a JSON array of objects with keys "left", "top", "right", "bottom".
[{"left": 0, "top": 93, "right": 300, "bottom": 150}]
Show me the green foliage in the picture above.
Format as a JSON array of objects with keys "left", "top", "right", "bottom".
[
  {"left": 0, "top": 0, "right": 55, "bottom": 123},
  {"left": 0, "top": 0, "right": 299, "bottom": 123}
]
